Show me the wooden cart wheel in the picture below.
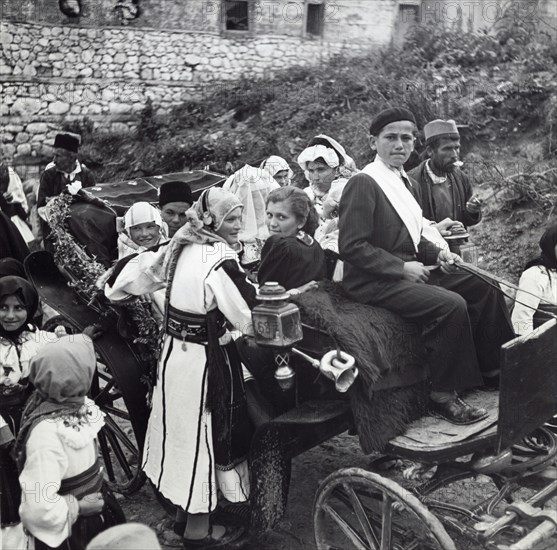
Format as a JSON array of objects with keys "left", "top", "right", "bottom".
[
  {"left": 314, "top": 468, "right": 456, "bottom": 550},
  {"left": 43, "top": 316, "right": 146, "bottom": 495},
  {"left": 91, "top": 359, "right": 146, "bottom": 495}
]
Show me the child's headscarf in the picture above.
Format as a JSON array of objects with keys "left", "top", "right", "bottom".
[
  {"left": 87, "top": 523, "right": 162, "bottom": 550},
  {"left": 118, "top": 201, "right": 165, "bottom": 234},
  {"left": 0, "top": 276, "right": 38, "bottom": 340},
  {"left": 15, "top": 335, "right": 97, "bottom": 469},
  {"left": 116, "top": 202, "right": 167, "bottom": 258},
  {"left": 260, "top": 156, "right": 294, "bottom": 184},
  {"left": 525, "top": 223, "right": 557, "bottom": 272}
]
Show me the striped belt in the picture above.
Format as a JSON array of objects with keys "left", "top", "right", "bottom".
[{"left": 166, "top": 305, "right": 226, "bottom": 344}]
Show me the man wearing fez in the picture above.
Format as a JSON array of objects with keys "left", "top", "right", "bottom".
[
  {"left": 409, "top": 120, "right": 482, "bottom": 236},
  {"left": 37, "top": 133, "right": 96, "bottom": 243},
  {"left": 158, "top": 181, "right": 193, "bottom": 237},
  {"left": 338, "top": 107, "right": 514, "bottom": 425}
]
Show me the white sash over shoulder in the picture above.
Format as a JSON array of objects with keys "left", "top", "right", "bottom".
[{"left": 361, "top": 158, "right": 423, "bottom": 252}]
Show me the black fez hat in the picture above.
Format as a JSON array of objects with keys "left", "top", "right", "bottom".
[
  {"left": 54, "top": 133, "right": 80, "bottom": 153},
  {"left": 369, "top": 107, "right": 416, "bottom": 136},
  {"left": 158, "top": 181, "right": 194, "bottom": 208}
]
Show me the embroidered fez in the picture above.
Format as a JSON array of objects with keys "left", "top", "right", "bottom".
[
  {"left": 54, "top": 132, "right": 80, "bottom": 153},
  {"left": 158, "top": 181, "right": 194, "bottom": 207},
  {"left": 369, "top": 107, "right": 416, "bottom": 136},
  {"left": 424, "top": 119, "right": 460, "bottom": 144}
]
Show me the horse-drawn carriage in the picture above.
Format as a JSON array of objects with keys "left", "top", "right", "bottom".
[{"left": 26, "top": 171, "right": 557, "bottom": 550}]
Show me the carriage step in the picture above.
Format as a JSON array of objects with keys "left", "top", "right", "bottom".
[{"left": 270, "top": 399, "right": 350, "bottom": 425}]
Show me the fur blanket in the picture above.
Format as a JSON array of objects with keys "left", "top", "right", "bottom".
[{"left": 292, "top": 282, "right": 429, "bottom": 452}]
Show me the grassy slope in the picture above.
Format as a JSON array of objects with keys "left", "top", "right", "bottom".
[{"left": 72, "top": 20, "right": 556, "bottom": 282}]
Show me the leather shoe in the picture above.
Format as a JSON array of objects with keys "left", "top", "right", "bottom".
[{"left": 430, "top": 396, "right": 488, "bottom": 425}]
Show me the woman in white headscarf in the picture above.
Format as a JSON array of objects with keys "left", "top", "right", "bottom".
[
  {"left": 223, "top": 164, "right": 279, "bottom": 267},
  {"left": 297, "top": 135, "right": 358, "bottom": 281},
  {"left": 117, "top": 201, "right": 168, "bottom": 259},
  {"left": 260, "top": 156, "right": 293, "bottom": 187},
  {"left": 104, "top": 188, "right": 256, "bottom": 548}
]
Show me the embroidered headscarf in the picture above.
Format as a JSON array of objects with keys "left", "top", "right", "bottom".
[
  {"left": 162, "top": 188, "right": 243, "bottom": 277},
  {"left": 15, "top": 335, "right": 97, "bottom": 469},
  {"left": 0, "top": 276, "right": 39, "bottom": 340},
  {"left": 260, "top": 156, "right": 294, "bottom": 184},
  {"left": 223, "top": 165, "right": 279, "bottom": 241},
  {"left": 525, "top": 223, "right": 557, "bottom": 273}
]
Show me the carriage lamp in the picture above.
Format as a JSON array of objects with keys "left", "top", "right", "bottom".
[
  {"left": 458, "top": 241, "right": 478, "bottom": 265},
  {"left": 447, "top": 234, "right": 478, "bottom": 265},
  {"left": 251, "top": 282, "right": 304, "bottom": 390}
]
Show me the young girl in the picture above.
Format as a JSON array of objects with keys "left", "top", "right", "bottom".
[
  {"left": 117, "top": 201, "right": 167, "bottom": 259},
  {"left": 0, "top": 276, "right": 100, "bottom": 547},
  {"left": 259, "top": 186, "right": 326, "bottom": 291},
  {"left": 1, "top": 275, "right": 43, "bottom": 434},
  {"left": 15, "top": 336, "right": 124, "bottom": 550},
  {"left": 512, "top": 223, "right": 557, "bottom": 335}
]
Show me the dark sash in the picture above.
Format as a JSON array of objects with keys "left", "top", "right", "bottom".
[
  {"left": 58, "top": 458, "right": 103, "bottom": 500},
  {"left": 165, "top": 305, "right": 226, "bottom": 343}
]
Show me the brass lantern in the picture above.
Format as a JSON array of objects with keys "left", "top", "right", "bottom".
[
  {"left": 252, "top": 282, "right": 303, "bottom": 348},
  {"left": 252, "top": 282, "right": 304, "bottom": 390}
]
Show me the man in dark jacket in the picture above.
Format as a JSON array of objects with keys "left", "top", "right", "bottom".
[
  {"left": 408, "top": 120, "right": 481, "bottom": 235},
  {"left": 338, "top": 107, "right": 514, "bottom": 425},
  {"left": 37, "top": 132, "right": 96, "bottom": 245}
]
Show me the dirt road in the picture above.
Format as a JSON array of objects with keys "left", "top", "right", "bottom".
[{"left": 120, "top": 432, "right": 556, "bottom": 550}]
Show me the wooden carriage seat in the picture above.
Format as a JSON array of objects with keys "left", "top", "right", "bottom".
[{"left": 386, "top": 319, "right": 557, "bottom": 462}]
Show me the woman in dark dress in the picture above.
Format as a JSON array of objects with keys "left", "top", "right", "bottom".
[
  {"left": 239, "top": 187, "right": 327, "bottom": 422},
  {"left": 258, "top": 186, "right": 326, "bottom": 291}
]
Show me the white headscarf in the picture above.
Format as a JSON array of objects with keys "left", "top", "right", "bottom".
[
  {"left": 116, "top": 202, "right": 167, "bottom": 259},
  {"left": 297, "top": 134, "right": 357, "bottom": 172},
  {"left": 119, "top": 201, "right": 164, "bottom": 232},
  {"left": 223, "top": 164, "right": 279, "bottom": 241},
  {"left": 260, "top": 156, "right": 294, "bottom": 183},
  {"left": 297, "top": 145, "right": 340, "bottom": 171}
]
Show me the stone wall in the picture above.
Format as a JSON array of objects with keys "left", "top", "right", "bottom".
[{"left": 0, "top": 17, "right": 371, "bottom": 161}]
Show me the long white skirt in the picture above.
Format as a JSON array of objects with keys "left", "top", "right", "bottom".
[{"left": 142, "top": 336, "right": 250, "bottom": 514}]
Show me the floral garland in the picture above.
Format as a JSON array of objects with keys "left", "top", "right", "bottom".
[{"left": 46, "top": 194, "right": 160, "bottom": 397}]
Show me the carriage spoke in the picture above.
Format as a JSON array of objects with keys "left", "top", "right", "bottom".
[
  {"left": 380, "top": 494, "right": 393, "bottom": 550},
  {"left": 93, "top": 378, "right": 116, "bottom": 405},
  {"left": 343, "top": 483, "right": 381, "bottom": 549},
  {"left": 98, "top": 429, "right": 116, "bottom": 481},
  {"left": 101, "top": 405, "right": 131, "bottom": 422},
  {"left": 103, "top": 424, "right": 134, "bottom": 479},
  {"left": 322, "top": 503, "right": 369, "bottom": 550},
  {"left": 103, "top": 415, "right": 138, "bottom": 456}
]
